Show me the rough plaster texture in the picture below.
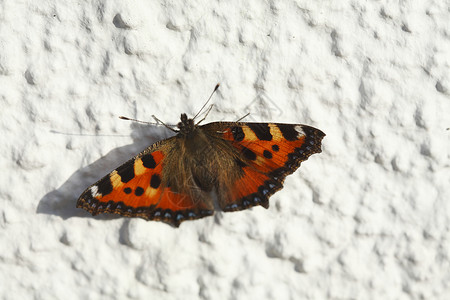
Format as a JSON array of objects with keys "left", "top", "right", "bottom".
[{"left": 1, "top": 1, "right": 449, "bottom": 299}]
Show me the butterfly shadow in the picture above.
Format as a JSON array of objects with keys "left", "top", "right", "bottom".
[{"left": 36, "top": 123, "right": 174, "bottom": 221}]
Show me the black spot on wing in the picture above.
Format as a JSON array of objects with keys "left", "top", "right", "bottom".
[
  {"left": 263, "top": 150, "right": 272, "bottom": 159},
  {"left": 231, "top": 126, "right": 245, "bottom": 141},
  {"left": 135, "top": 187, "right": 144, "bottom": 196},
  {"left": 277, "top": 124, "right": 299, "bottom": 141},
  {"left": 141, "top": 153, "right": 156, "bottom": 168},
  {"left": 150, "top": 174, "right": 161, "bottom": 189},
  {"left": 248, "top": 123, "right": 272, "bottom": 141},
  {"left": 241, "top": 147, "right": 257, "bottom": 161},
  {"left": 116, "top": 163, "right": 135, "bottom": 183},
  {"left": 97, "top": 176, "right": 113, "bottom": 196}
]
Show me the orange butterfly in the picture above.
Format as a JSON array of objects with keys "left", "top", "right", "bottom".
[{"left": 77, "top": 87, "right": 325, "bottom": 227}]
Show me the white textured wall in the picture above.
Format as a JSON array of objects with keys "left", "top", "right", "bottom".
[{"left": 1, "top": 1, "right": 449, "bottom": 299}]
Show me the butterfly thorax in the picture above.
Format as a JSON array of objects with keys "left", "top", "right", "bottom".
[
  {"left": 173, "top": 113, "right": 219, "bottom": 192},
  {"left": 177, "top": 113, "right": 196, "bottom": 137}
]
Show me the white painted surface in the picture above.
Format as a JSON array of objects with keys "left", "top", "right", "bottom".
[{"left": 1, "top": 1, "right": 449, "bottom": 299}]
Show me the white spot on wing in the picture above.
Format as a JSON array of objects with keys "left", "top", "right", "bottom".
[
  {"left": 294, "top": 125, "right": 305, "bottom": 137},
  {"left": 90, "top": 185, "right": 101, "bottom": 197}
]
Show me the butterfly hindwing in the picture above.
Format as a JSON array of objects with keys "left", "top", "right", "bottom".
[
  {"left": 76, "top": 137, "right": 214, "bottom": 227},
  {"left": 200, "top": 122, "right": 325, "bottom": 212}
]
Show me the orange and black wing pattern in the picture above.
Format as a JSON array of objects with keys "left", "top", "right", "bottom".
[
  {"left": 76, "top": 138, "right": 214, "bottom": 227},
  {"left": 202, "top": 122, "right": 325, "bottom": 212}
]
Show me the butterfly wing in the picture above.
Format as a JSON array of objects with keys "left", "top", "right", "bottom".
[
  {"left": 76, "top": 137, "right": 214, "bottom": 227},
  {"left": 200, "top": 122, "right": 325, "bottom": 211}
]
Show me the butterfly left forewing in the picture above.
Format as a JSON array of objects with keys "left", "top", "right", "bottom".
[
  {"left": 77, "top": 137, "right": 214, "bottom": 227},
  {"left": 201, "top": 122, "right": 325, "bottom": 212}
]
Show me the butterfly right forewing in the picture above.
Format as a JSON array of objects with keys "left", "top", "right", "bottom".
[{"left": 200, "top": 122, "right": 325, "bottom": 212}]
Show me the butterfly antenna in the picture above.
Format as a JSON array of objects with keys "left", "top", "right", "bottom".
[
  {"left": 152, "top": 115, "right": 178, "bottom": 132},
  {"left": 235, "top": 112, "right": 250, "bottom": 122},
  {"left": 119, "top": 116, "right": 157, "bottom": 125},
  {"left": 195, "top": 104, "right": 214, "bottom": 125},
  {"left": 119, "top": 116, "right": 178, "bottom": 132},
  {"left": 193, "top": 83, "right": 220, "bottom": 120}
]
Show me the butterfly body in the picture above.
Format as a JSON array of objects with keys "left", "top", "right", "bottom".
[{"left": 77, "top": 113, "right": 325, "bottom": 227}]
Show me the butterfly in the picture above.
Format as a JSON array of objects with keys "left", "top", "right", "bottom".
[{"left": 77, "top": 88, "right": 325, "bottom": 227}]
